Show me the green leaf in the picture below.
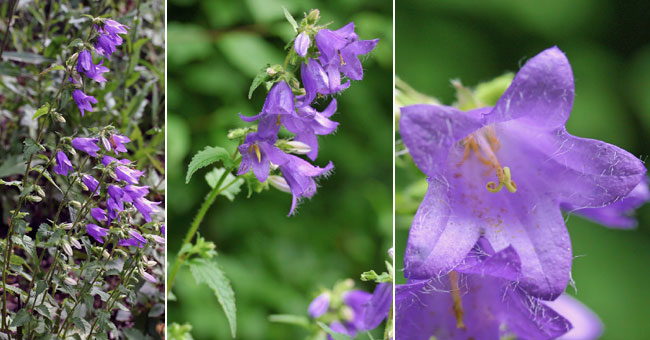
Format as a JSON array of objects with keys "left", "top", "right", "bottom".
[
  {"left": 205, "top": 168, "right": 243, "bottom": 201},
  {"left": 317, "top": 322, "right": 353, "bottom": 340},
  {"left": 248, "top": 66, "right": 271, "bottom": 99},
  {"left": 168, "top": 323, "right": 194, "bottom": 340},
  {"left": 268, "top": 314, "right": 310, "bottom": 329},
  {"left": 0, "top": 155, "right": 26, "bottom": 178},
  {"left": 282, "top": 7, "right": 298, "bottom": 32},
  {"left": 10, "top": 309, "right": 31, "bottom": 327},
  {"left": 39, "top": 64, "right": 65, "bottom": 76},
  {"left": 31, "top": 166, "right": 62, "bottom": 193},
  {"left": 185, "top": 146, "right": 233, "bottom": 184},
  {"left": 32, "top": 103, "right": 51, "bottom": 120},
  {"left": 2, "top": 51, "right": 53, "bottom": 64},
  {"left": 23, "top": 138, "right": 45, "bottom": 158},
  {"left": 188, "top": 258, "right": 236, "bottom": 338}
]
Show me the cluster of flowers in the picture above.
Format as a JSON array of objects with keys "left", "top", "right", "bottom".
[
  {"left": 308, "top": 280, "right": 391, "bottom": 338},
  {"left": 71, "top": 19, "right": 128, "bottom": 117},
  {"left": 53, "top": 134, "right": 163, "bottom": 282},
  {"left": 396, "top": 47, "right": 649, "bottom": 339},
  {"left": 237, "top": 16, "right": 378, "bottom": 215}
]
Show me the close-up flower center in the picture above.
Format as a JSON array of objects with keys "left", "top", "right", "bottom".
[
  {"left": 457, "top": 127, "right": 517, "bottom": 194},
  {"left": 250, "top": 143, "right": 262, "bottom": 163}
]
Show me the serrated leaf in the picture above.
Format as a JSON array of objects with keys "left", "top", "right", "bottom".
[
  {"left": 10, "top": 309, "right": 31, "bottom": 327},
  {"left": 317, "top": 322, "right": 353, "bottom": 340},
  {"left": 23, "top": 138, "right": 45, "bottom": 158},
  {"left": 248, "top": 66, "right": 270, "bottom": 99},
  {"left": 31, "top": 166, "right": 62, "bottom": 193},
  {"left": 91, "top": 286, "right": 111, "bottom": 301},
  {"left": 268, "top": 314, "right": 310, "bottom": 328},
  {"left": 34, "top": 304, "right": 51, "bottom": 318},
  {"left": 188, "top": 258, "right": 236, "bottom": 338},
  {"left": 185, "top": 146, "right": 233, "bottom": 184},
  {"left": 205, "top": 168, "right": 243, "bottom": 201},
  {"left": 73, "top": 317, "right": 91, "bottom": 333},
  {"left": 32, "top": 103, "right": 51, "bottom": 120},
  {"left": 282, "top": 7, "right": 298, "bottom": 32}
]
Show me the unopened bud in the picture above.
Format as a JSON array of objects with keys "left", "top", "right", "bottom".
[
  {"left": 306, "top": 9, "right": 320, "bottom": 23},
  {"left": 79, "top": 182, "right": 89, "bottom": 191},
  {"left": 268, "top": 176, "right": 291, "bottom": 193},
  {"left": 102, "top": 250, "right": 110, "bottom": 259},
  {"left": 62, "top": 242, "right": 73, "bottom": 257},
  {"left": 53, "top": 112, "right": 66, "bottom": 123},
  {"left": 147, "top": 260, "right": 157, "bottom": 268},
  {"left": 64, "top": 277, "right": 77, "bottom": 286},
  {"left": 26, "top": 195, "right": 42, "bottom": 202},
  {"left": 35, "top": 186, "right": 46, "bottom": 197},
  {"left": 60, "top": 223, "right": 73, "bottom": 230},
  {"left": 285, "top": 141, "right": 311, "bottom": 155},
  {"left": 266, "top": 64, "right": 283, "bottom": 77},
  {"left": 70, "top": 237, "right": 81, "bottom": 249},
  {"left": 151, "top": 235, "right": 165, "bottom": 245}
]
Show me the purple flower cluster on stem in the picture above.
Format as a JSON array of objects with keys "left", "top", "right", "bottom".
[
  {"left": 238, "top": 20, "right": 378, "bottom": 215},
  {"left": 72, "top": 18, "right": 128, "bottom": 116},
  {"left": 396, "top": 47, "right": 648, "bottom": 339}
]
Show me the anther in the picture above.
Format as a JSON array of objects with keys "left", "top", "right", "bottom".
[
  {"left": 486, "top": 166, "right": 517, "bottom": 193},
  {"left": 250, "top": 144, "right": 262, "bottom": 163},
  {"left": 338, "top": 51, "right": 346, "bottom": 66},
  {"left": 449, "top": 271, "right": 466, "bottom": 329}
]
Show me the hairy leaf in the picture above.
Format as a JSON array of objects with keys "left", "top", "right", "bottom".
[
  {"left": 185, "top": 146, "right": 233, "bottom": 183},
  {"left": 205, "top": 168, "right": 243, "bottom": 201},
  {"left": 188, "top": 258, "right": 236, "bottom": 338}
]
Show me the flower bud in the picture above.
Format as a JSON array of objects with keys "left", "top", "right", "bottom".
[
  {"left": 268, "top": 176, "right": 291, "bottom": 193},
  {"left": 70, "top": 237, "right": 81, "bottom": 249},
  {"left": 69, "top": 200, "right": 82, "bottom": 208},
  {"left": 60, "top": 223, "right": 73, "bottom": 230},
  {"left": 147, "top": 260, "right": 157, "bottom": 268},
  {"left": 285, "top": 141, "right": 311, "bottom": 155},
  {"left": 151, "top": 235, "right": 165, "bottom": 245},
  {"left": 102, "top": 250, "right": 110, "bottom": 259},
  {"left": 62, "top": 242, "right": 73, "bottom": 257},
  {"left": 266, "top": 64, "right": 283, "bottom": 77},
  {"left": 26, "top": 195, "right": 42, "bottom": 202},
  {"left": 306, "top": 9, "right": 320, "bottom": 23},
  {"left": 64, "top": 277, "right": 77, "bottom": 286},
  {"left": 35, "top": 186, "right": 46, "bottom": 198},
  {"left": 53, "top": 112, "right": 66, "bottom": 123}
]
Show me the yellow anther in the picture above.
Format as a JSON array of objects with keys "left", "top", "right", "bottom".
[
  {"left": 449, "top": 271, "right": 465, "bottom": 329},
  {"left": 338, "top": 51, "right": 346, "bottom": 66},
  {"left": 276, "top": 115, "right": 282, "bottom": 126},
  {"left": 250, "top": 143, "right": 262, "bottom": 163}
]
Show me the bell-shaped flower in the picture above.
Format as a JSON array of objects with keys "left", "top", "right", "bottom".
[
  {"left": 237, "top": 132, "right": 288, "bottom": 183},
  {"left": 399, "top": 47, "right": 646, "bottom": 299},
  {"left": 53, "top": 151, "right": 74, "bottom": 176},
  {"left": 82, "top": 174, "right": 99, "bottom": 195},
  {"left": 283, "top": 96, "right": 339, "bottom": 161},
  {"left": 133, "top": 196, "right": 161, "bottom": 222},
  {"left": 278, "top": 154, "right": 333, "bottom": 216},
  {"left": 71, "top": 137, "right": 100, "bottom": 157},
  {"left": 308, "top": 292, "right": 330, "bottom": 318},
  {"left": 102, "top": 134, "right": 131, "bottom": 155},
  {"left": 239, "top": 81, "right": 299, "bottom": 138},
  {"left": 115, "top": 165, "right": 144, "bottom": 184},
  {"left": 91, "top": 207, "right": 107, "bottom": 223},
  {"left": 396, "top": 237, "right": 581, "bottom": 340},
  {"left": 294, "top": 31, "right": 310, "bottom": 57},
  {"left": 76, "top": 50, "right": 109, "bottom": 83},
  {"left": 72, "top": 89, "right": 98, "bottom": 117},
  {"left": 315, "top": 22, "right": 378, "bottom": 80},
  {"left": 301, "top": 59, "right": 350, "bottom": 97},
  {"left": 86, "top": 223, "right": 109, "bottom": 243}
]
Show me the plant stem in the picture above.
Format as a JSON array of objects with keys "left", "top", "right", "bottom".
[{"left": 166, "top": 173, "right": 239, "bottom": 293}]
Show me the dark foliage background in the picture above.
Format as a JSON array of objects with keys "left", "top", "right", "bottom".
[
  {"left": 396, "top": 1, "right": 650, "bottom": 339},
  {"left": 166, "top": 0, "right": 392, "bottom": 339}
]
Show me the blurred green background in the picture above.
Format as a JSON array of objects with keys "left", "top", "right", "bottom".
[
  {"left": 166, "top": 0, "right": 392, "bottom": 339},
  {"left": 396, "top": 1, "right": 650, "bottom": 339}
]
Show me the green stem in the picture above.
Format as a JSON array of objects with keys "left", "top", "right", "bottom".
[{"left": 166, "top": 173, "right": 239, "bottom": 294}]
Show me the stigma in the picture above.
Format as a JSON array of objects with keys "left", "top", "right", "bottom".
[
  {"left": 458, "top": 128, "right": 517, "bottom": 194},
  {"left": 449, "top": 271, "right": 466, "bottom": 329},
  {"left": 249, "top": 143, "right": 262, "bottom": 163}
]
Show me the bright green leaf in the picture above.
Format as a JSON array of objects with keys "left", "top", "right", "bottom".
[
  {"left": 185, "top": 146, "right": 233, "bottom": 183},
  {"left": 188, "top": 258, "right": 236, "bottom": 338},
  {"left": 205, "top": 168, "right": 243, "bottom": 201}
]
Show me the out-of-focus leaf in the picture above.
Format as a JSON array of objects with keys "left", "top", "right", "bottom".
[
  {"left": 216, "top": 33, "right": 284, "bottom": 77},
  {"left": 205, "top": 168, "right": 243, "bottom": 201},
  {"left": 2, "top": 51, "right": 53, "bottom": 64}
]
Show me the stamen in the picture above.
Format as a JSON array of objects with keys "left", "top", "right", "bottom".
[
  {"left": 485, "top": 166, "right": 517, "bottom": 193},
  {"left": 457, "top": 130, "right": 517, "bottom": 194},
  {"left": 449, "top": 271, "right": 465, "bottom": 329},
  {"left": 276, "top": 115, "right": 282, "bottom": 126},
  {"left": 338, "top": 51, "right": 346, "bottom": 66},
  {"left": 250, "top": 144, "right": 262, "bottom": 163}
]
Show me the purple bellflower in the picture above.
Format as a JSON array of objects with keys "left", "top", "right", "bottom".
[
  {"left": 308, "top": 292, "right": 330, "bottom": 318},
  {"left": 102, "top": 155, "right": 131, "bottom": 166},
  {"left": 102, "top": 134, "right": 131, "bottom": 155},
  {"left": 133, "top": 197, "right": 161, "bottom": 222},
  {"left": 115, "top": 165, "right": 145, "bottom": 184},
  {"left": 107, "top": 184, "right": 125, "bottom": 219},
  {"left": 563, "top": 179, "right": 649, "bottom": 229},
  {"left": 72, "top": 89, "right": 98, "bottom": 117},
  {"left": 544, "top": 294, "right": 603, "bottom": 340},
  {"left": 315, "top": 22, "right": 378, "bottom": 81},
  {"left": 102, "top": 19, "right": 129, "bottom": 39},
  {"left": 294, "top": 32, "right": 310, "bottom": 57},
  {"left": 86, "top": 223, "right": 109, "bottom": 243},
  {"left": 396, "top": 237, "right": 573, "bottom": 340},
  {"left": 119, "top": 229, "right": 146, "bottom": 248},
  {"left": 361, "top": 282, "right": 392, "bottom": 331},
  {"left": 399, "top": 47, "right": 646, "bottom": 299},
  {"left": 82, "top": 174, "right": 99, "bottom": 194},
  {"left": 77, "top": 50, "right": 109, "bottom": 82},
  {"left": 94, "top": 20, "right": 128, "bottom": 59},
  {"left": 71, "top": 137, "right": 100, "bottom": 157},
  {"left": 91, "top": 207, "right": 107, "bottom": 223},
  {"left": 237, "top": 132, "right": 288, "bottom": 183},
  {"left": 284, "top": 96, "right": 339, "bottom": 161},
  {"left": 53, "top": 151, "right": 74, "bottom": 176},
  {"left": 278, "top": 154, "right": 333, "bottom": 216},
  {"left": 302, "top": 59, "right": 350, "bottom": 96},
  {"left": 239, "top": 81, "right": 298, "bottom": 138},
  {"left": 122, "top": 185, "right": 149, "bottom": 202}
]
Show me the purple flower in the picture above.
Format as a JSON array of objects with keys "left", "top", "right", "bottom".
[
  {"left": 102, "top": 155, "right": 131, "bottom": 166},
  {"left": 76, "top": 50, "right": 109, "bottom": 82},
  {"left": 237, "top": 132, "right": 288, "bottom": 183},
  {"left": 115, "top": 165, "right": 144, "bottom": 184},
  {"left": 396, "top": 238, "right": 573, "bottom": 340},
  {"left": 563, "top": 179, "right": 649, "bottom": 229},
  {"left": 544, "top": 294, "right": 603, "bottom": 340},
  {"left": 102, "top": 134, "right": 130, "bottom": 155},
  {"left": 399, "top": 47, "right": 646, "bottom": 299},
  {"left": 294, "top": 32, "right": 310, "bottom": 57},
  {"left": 122, "top": 185, "right": 149, "bottom": 202},
  {"left": 360, "top": 283, "right": 391, "bottom": 331},
  {"left": 239, "top": 81, "right": 297, "bottom": 138},
  {"left": 91, "top": 207, "right": 107, "bottom": 223},
  {"left": 53, "top": 151, "right": 74, "bottom": 176},
  {"left": 71, "top": 137, "right": 100, "bottom": 157},
  {"left": 278, "top": 154, "right": 333, "bottom": 216},
  {"left": 102, "top": 19, "right": 129, "bottom": 38},
  {"left": 107, "top": 185, "right": 125, "bottom": 219},
  {"left": 95, "top": 32, "right": 121, "bottom": 59},
  {"left": 315, "top": 22, "right": 378, "bottom": 80},
  {"left": 301, "top": 59, "right": 350, "bottom": 96},
  {"left": 82, "top": 175, "right": 99, "bottom": 195},
  {"left": 86, "top": 223, "right": 109, "bottom": 243},
  {"left": 141, "top": 270, "right": 157, "bottom": 283},
  {"left": 72, "top": 89, "right": 98, "bottom": 117},
  {"left": 133, "top": 197, "right": 160, "bottom": 222},
  {"left": 284, "top": 97, "right": 339, "bottom": 160},
  {"left": 119, "top": 229, "right": 146, "bottom": 248},
  {"left": 308, "top": 293, "right": 330, "bottom": 318}
]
